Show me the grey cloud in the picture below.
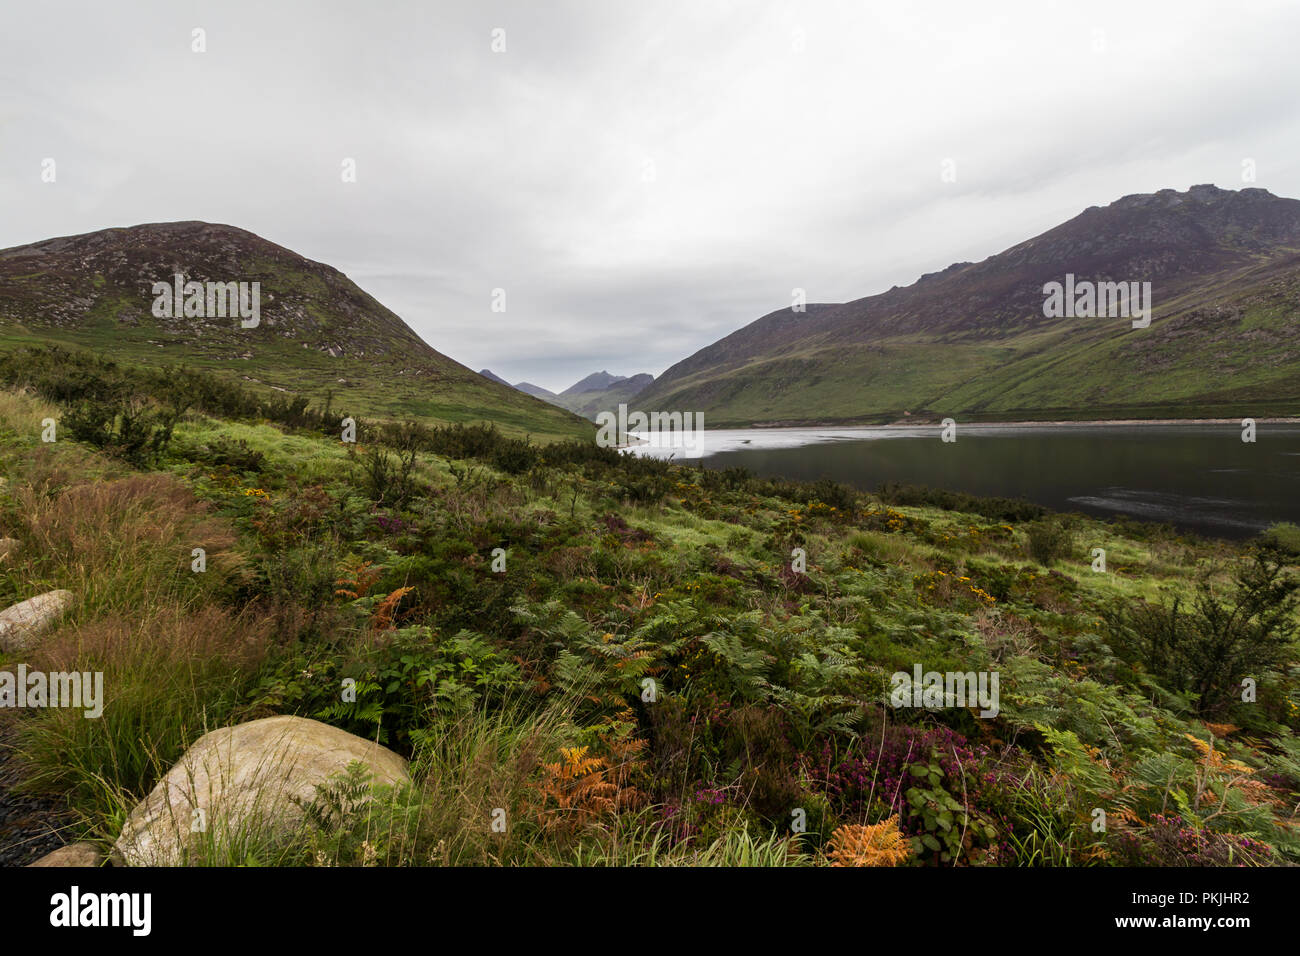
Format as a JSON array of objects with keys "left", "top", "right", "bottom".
[{"left": 3, "top": 0, "right": 1299, "bottom": 391}]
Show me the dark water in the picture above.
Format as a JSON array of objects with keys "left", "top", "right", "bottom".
[{"left": 643, "top": 423, "right": 1300, "bottom": 540}]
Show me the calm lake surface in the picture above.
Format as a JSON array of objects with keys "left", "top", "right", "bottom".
[{"left": 631, "top": 423, "right": 1300, "bottom": 539}]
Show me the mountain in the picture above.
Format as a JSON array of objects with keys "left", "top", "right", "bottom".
[
  {"left": 612, "top": 372, "right": 655, "bottom": 395},
  {"left": 637, "top": 185, "right": 1300, "bottom": 425},
  {"left": 553, "top": 371, "right": 655, "bottom": 420},
  {"left": 478, "top": 368, "right": 512, "bottom": 387},
  {"left": 515, "top": 381, "right": 559, "bottom": 401},
  {"left": 0, "top": 221, "right": 592, "bottom": 440},
  {"left": 560, "top": 370, "right": 631, "bottom": 396},
  {"left": 502, "top": 369, "right": 657, "bottom": 420}
]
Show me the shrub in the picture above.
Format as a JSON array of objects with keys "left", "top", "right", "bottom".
[
  {"left": 809, "top": 478, "right": 858, "bottom": 512},
  {"left": 62, "top": 392, "right": 185, "bottom": 466},
  {"left": 359, "top": 446, "right": 418, "bottom": 508},
  {"left": 807, "top": 720, "right": 1000, "bottom": 865},
  {"left": 191, "top": 435, "right": 266, "bottom": 473},
  {"left": 1024, "top": 518, "right": 1074, "bottom": 565},
  {"left": 877, "top": 481, "right": 1046, "bottom": 522},
  {"left": 1105, "top": 554, "right": 1299, "bottom": 715},
  {"left": 1259, "top": 522, "right": 1300, "bottom": 558},
  {"left": 490, "top": 437, "right": 539, "bottom": 475}
]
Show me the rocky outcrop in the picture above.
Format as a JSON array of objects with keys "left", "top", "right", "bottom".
[
  {"left": 113, "top": 716, "right": 409, "bottom": 866},
  {"left": 0, "top": 589, "right": 73, "bottom": 653}
]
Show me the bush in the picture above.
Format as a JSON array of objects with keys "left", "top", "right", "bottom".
[
  {"left": 1260, "top": 522, "right": 1300, "bottom": 558},
  {"left": 1024, "top": 519, "right": 1074, "bottom": 565},
  {"left": 62, "top": 392, "right": 184, "bottom": 466},
  {"left": 0, "top": 345, "right": 355, "bottom": 439},
  {"left": 490, "top": 437, "right": 539, "bottom": 475},
  {"left": 809, "top": 478, "right": 858, "bottom": 512},
  {"left": 1105, "top": 554, "right": 1299, "bottom": 715},
  {"left": 191, "top": 435, "right": 267, "bottom": 473},
  {"left": 877, "top": 481, "right": 1046, "bottom": 523},
  {"left": 359, "top": 445, "right": 418, "bottom": 508},
  {"left": 1110, "top": 814, "right": 1273, "bottom": 866}
]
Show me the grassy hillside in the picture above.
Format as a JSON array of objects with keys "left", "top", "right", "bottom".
[
  {"left": 639, "top": 187, "right": 1300, "bottom": 426},
  {"left": 0, "top": 329, "right": 593, "bottom": 442},
  {"left": 2, "top": 352, "right": 1298, "bottom": 866},
  {"left": 0, "top": 222, "right": 593, "bottom": 442}
]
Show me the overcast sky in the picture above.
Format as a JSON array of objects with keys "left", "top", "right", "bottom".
[{"left": 4, "top": 1, "right": 1300, "bottom": 392}]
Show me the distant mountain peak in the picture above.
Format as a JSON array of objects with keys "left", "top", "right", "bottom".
[
  {"left": 515, "top": 381, "right": 559, "bottom": 400},
  {"left": 561, "top": 370, "right": 630, "bottom": 395}
]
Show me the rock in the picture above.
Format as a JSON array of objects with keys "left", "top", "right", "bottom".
[
  {"left": 27, "top": 842, "right": 103, "bottom": 867},
  {"left": 0, "top": 589, "right": 73, "bottom": 653},
  {"left": 0, "top": 537, "right": 19, "bottom": 563},
  {"left": 113, "top": 716, "right": 410, "bottom": 866}
]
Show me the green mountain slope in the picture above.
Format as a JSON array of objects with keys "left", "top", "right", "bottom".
[
  {"left": 0, "top": 221, "right": 593, "bottom": 441},
  {"left": 638, "top": 185, "right": 1300, "bottom": 425}
]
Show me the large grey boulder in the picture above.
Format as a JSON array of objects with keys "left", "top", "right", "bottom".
[
  {"left": 0, "top": 589, "right": 73, "bottom": 653},
  {"left": 113, "top": 715, "right": 410, "bottom": 866}
]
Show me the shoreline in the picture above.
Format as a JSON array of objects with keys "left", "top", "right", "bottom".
[
  {"left": 717, "top": 416, "right": 1300, "bottom": 430},
  {"left": 614, "top": 415, "right": 1300, "bottom": 450}
]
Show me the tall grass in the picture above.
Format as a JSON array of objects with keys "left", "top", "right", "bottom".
[
  {"left": 71, "top": 700, "right": 818, "bottom": 867},
  {"left": 17, "top": 604, "right": 274, "bottom": 815},
  {"left": 14, "top": 473, "right": 235, "bottom": 616},
  {"left": 5, "top": 461, "right": 270, "bottom": 819}
]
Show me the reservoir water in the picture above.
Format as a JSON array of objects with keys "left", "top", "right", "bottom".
[{"left": 630, "top": 422, "right": 1300, "bottom": 539}]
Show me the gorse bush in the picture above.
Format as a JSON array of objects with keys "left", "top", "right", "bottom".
[
  {"left": 490, "top": 437, "right": 540, "bottom": 475},
  {"left": 878, "top": 481, "right": 1047, "bottom": 523},
  {"left": 1260, "top": 522, "right": 1300, "bottom": 558},
  {"left": 1106, "top": 555, "right": 1299, "bottom": 716},
  {"left": 358, "top": 445, "right": 420, "bottom": 508},
  {"left": 1024, "top": 518, "right": 1074, "bottom": 565},
  {"left": 61, "top": 392, "right": 185, "bottom": 466},
  {"left": 189, "top": 435, "right": 267, "bottom": 473}
]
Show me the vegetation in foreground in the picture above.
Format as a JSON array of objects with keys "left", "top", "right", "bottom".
[{"left": 1, "top": 351, "right": 1298, "bottom": 867}]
